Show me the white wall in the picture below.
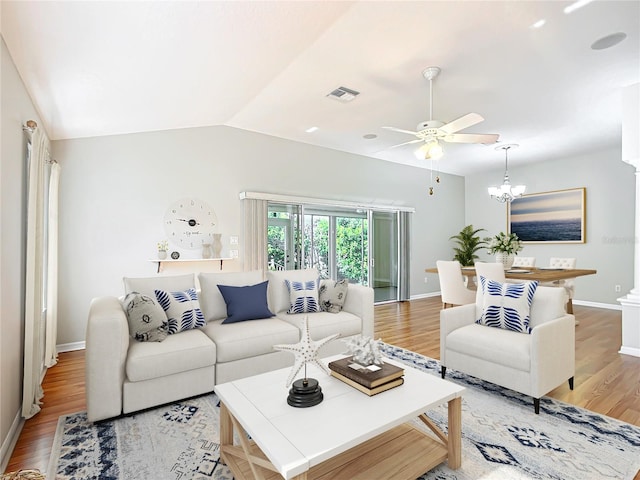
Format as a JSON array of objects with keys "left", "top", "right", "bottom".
[
  {"left": 465, "top": 147, "right": 635, "bottom": 305},
  {"left": 52, "top": 126, "right": 466, "bottom": 345},
  {"left": 0, "top": 38, "right": 47, "bottom": 468}
]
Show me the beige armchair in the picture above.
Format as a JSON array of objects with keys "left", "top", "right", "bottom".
[
  {"left": 440, "top": 285, "right": 575, "bottom": 414},
  {"left": 436, "top": 260, "right": 476, "bottom": 309}
]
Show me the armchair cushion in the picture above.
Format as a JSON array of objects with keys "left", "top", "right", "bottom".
[{"left": 476, "top": 277, "right": 539, "bottom": 334}]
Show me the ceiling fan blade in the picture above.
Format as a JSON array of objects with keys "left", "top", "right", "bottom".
[
  {"left": 443, "top": 133, "right": 499, "bottom": 144},
  {"left": 439, "top": 113, "right": 484, "bottom": 135},
  {"left": 386, "top": 139, "right": 424, "bottom": 149},
  {"left": 382, "top": 126, "right": 419, "bottom": 136}
]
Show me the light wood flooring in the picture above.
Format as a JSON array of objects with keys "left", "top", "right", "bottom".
[{"left": 5, "top": 297, "right": 640, "bottom": 476}]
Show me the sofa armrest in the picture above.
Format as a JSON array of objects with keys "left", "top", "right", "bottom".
[
  {"left": 342, "top": 284, "right": 374, "bottom": 338},
  {"left": 85, "top": 296, "right": 130, "bottom": 422},
  {"left": 440, "top": 303, "right": 477, "bottom": 366},
  {"left": 530, "top": 313, "right": 575, "bottom": 397}
]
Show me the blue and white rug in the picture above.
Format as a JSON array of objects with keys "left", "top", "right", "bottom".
[{"left": 47, "top": 345, "right": 640, "bottom": 479}]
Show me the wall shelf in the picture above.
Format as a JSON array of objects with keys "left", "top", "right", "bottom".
[{"left": 149, "top": 258, "right": 233, "bottom": 273}]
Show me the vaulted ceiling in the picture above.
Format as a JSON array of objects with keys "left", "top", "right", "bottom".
[{"left": 2, "top": 1, "right": 638, "bottom": 175}]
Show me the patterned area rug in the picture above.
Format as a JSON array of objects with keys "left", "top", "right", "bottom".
[{"left": 47, "top": 345, "right": 640, "bottom": 480}]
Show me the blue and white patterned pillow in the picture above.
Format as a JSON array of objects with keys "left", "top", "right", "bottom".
[
  {"left": 285, "top": 278, "right": 320, "bottom": 314},
  {"left": 154, "top": 288, "right": 205, "bottom": 334},
  {"left": 476, "top": 277, "right": 539, "bottom": 334}
]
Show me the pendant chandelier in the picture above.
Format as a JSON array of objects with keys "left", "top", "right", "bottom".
[{"left": 488, "top": 144, "right": 526, "bottom": 203}]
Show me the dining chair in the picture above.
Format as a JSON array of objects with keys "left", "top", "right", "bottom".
[
  {"left": 512, "top": 256, "right": 536, "bottom": 267},
  {"left": 547, "top": 257, "right": 577, "bottom": 314},
  {"left": 436, "top": 260, "right": 476, "bottom": 309}
]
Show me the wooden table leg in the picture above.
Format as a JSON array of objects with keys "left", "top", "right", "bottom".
[
  {"left": 447, "top": 396, "right": 462, "bottom": 469},
  {"left": 220, "top": 402, "right": 233, "bottom": 447}
]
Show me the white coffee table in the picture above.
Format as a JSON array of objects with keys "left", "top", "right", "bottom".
[{"left": 214, "top": 355, "right": 464, "bottom": 480}]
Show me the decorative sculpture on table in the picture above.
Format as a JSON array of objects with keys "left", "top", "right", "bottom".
[
  {"left": 345, "top": 335, "right": 385, "bottom": 366},
  {"left": 273, "top": 316, "right": 339, "bottom": 407}
]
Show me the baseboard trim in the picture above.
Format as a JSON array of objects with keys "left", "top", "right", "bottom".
[
  {"left": 410, "top": 292, "right": 441, "bottom": 300},
  {"left": 619, "top": 346, "right": 640, "bottom": 357},
  {"left": 573, "top": 300, "right": 622, "bottom": 311},
  {"left": 57, "top": 341, "right": 85, "bottom": 353},
  {"left": 0, "top": 410, "right": 24, "bottom": 473}
]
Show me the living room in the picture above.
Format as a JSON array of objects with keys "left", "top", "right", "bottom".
[{"left": 2, "top": 1, "right": 639, "bottom": 477}]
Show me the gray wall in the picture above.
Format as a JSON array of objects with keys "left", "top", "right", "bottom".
[
  {"left": 52, "top": 126, "right": 466, "bottom": 346},
  {"left": 465, "top": 148, "right": 635, "bottom": 305},
  {"left": 0, "top": 38, "right": 47, "bottom": 467}
]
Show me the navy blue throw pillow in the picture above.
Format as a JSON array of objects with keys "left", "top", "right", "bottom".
[{"left": 218, "top": 281, "right": 274, "bottom": 324}]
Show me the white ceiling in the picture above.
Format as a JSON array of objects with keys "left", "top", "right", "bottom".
[{"left": 2, "top": 1, "right": 639, "bottom": 175}]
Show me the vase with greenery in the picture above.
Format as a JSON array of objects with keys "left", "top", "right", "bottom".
[
  {"left": 449, "top": 225, "right": 487, "bottom": 266},
  {"left": 485, "top": 232, "right": 523, "bottom": 268}
]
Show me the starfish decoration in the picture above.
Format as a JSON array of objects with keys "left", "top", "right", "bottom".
[{"left": 273, "top": 315, "right": 340, "bottom": 387}]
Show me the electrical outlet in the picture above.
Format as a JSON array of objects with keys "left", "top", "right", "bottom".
[
  {"left": 615, "top": 284, "right": 621, "bottom": 293},
  {"left": 230, "top": 249, "right": 239, "bottom": 258},
  {"left": 424, "top": 277, "right": 429, "bottom": 284},
  {"left": 229, "top": 235, "right": 238, "bottom": 245}
]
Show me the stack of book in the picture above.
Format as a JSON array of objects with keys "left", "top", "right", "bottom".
[{"left": 328, "top": 356, "right": 404, "bottom": 396}]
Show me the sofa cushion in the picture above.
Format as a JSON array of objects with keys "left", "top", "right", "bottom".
[
  {"left": 198, "top": 270, "right": 264, "bottom": 322},
  {"left": 285, "top": 278, "right": 321, "bottom": 314},
  {"left": 476, "top": 277, "right": 538, "bottom": 334},
  {"left": 268, "top": 268, "right": 320, "bottom": 314},
  {"left": 123, "top": 274, "right": 195, "bottom": 298},
  {"left": 202, "top": 317, "right": 299, "bottom": 363},
  {"left": 218, "top": 281, "right": 274, "bottom": 324},
  {"left": 319, "top": 279, "right": 349, "bottom": 313},
  {"left": 122, "top": 292, "right": 168, "bottom": 342},
  {"left": 126, "top": 328, "right": 216, "bottom": 382},
  {"left": 277, "top": 311, "right": 361, "bottom": 341},
  {"left": 154, "top": 288, "right": 206, "bottom": 334},
  {"left": 446, "top": 323, "right": 531, "bottom": 372}
]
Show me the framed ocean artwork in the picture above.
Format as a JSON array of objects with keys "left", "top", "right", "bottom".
[{"left": 507, "top": 188, "right": 586, "bottom": 243}]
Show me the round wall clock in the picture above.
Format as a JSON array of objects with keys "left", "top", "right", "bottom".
[{"left": 164, "top": 198, "right": 218, "bottom": 250}]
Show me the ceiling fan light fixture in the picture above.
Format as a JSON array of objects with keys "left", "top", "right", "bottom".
[
  {"left": 488, "top": 144, "right": 526, "bottom": 203},
  {"left": 416, "top": 140, "right": 443, "bottom": 160}
]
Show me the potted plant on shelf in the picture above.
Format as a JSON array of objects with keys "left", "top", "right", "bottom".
[
  {"left": 157, "top": 240, "right": 168, "bottom": 260},
  {"left": 485, "top": 232, "right": 523, "bottom": 268},
  {"left": 449, "top": 225, "right": 487, "bottom": 266}
]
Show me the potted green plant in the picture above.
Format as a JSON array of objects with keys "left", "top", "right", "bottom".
[
  {"left": 449, "top": 225, "right": 487, "bottom": 266},
  {"left": 485, "top": 231, "right": 523, "bottom": 268}
]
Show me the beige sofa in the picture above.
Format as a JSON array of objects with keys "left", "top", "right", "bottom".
[{"left": 86, "top": 268, "right": 374, "bottom": 422}]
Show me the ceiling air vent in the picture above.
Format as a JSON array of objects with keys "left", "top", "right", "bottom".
[{"left": 327, "top": 86, "right": 360, "bottom": 102}]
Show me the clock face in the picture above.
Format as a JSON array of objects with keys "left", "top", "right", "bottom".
[{"left": 164, "top": 198, "right": 218, "bottom": 250}]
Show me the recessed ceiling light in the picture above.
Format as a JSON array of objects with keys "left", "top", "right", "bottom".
[
  {"left": 530, "top": 19, "right": 546, "bottom": 29},
  {"left": 363, "top": 133, "right": 377, "bottom": 139},
  {"left": 564, "top": 0, "right": 594, "bottom": 14},
  {"left": 305, "top": 126, "right": 319, "bottom": 133},
  {"left": 591, "top": 32, "right": 627, "bottom": 50}
]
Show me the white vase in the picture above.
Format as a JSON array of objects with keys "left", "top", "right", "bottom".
[
  {"left": 158, "top": 250, "right": 167, "bottom": 260},
  {"left": 202, "top": 243, "right": 212, "bottom": 259},
  {"left": 212, "top": 234, "right": 223, "bottom": 258},
  {"left": 495, "top": 252, "right": 514, "bottom": 269}
]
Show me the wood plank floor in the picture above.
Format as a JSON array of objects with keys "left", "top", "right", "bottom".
[{"left": 5, "top": 297, "right": 640, "bottom": 476}]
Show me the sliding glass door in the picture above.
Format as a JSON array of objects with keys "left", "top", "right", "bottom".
[{"left": 267, "top": 201, "right": 406, "bottom": 303}]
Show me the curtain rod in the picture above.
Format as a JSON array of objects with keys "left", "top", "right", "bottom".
[{"left": 22, "top": 120, "right": 57, "bottom": 164}]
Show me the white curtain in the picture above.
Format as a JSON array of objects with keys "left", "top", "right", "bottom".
[
  {"left": 22, "top": 126, "right": 49, "bottom": 418},
  {"left": 44, "top": 162, "right": 61, "bottom": 368},
  {"left": 243, "top": 198, "right": 268, "bottom": 271}
]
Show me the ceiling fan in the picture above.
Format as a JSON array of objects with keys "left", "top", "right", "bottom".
[{"left": 383, "top": 66, "right": 499, "bottom": 159}]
